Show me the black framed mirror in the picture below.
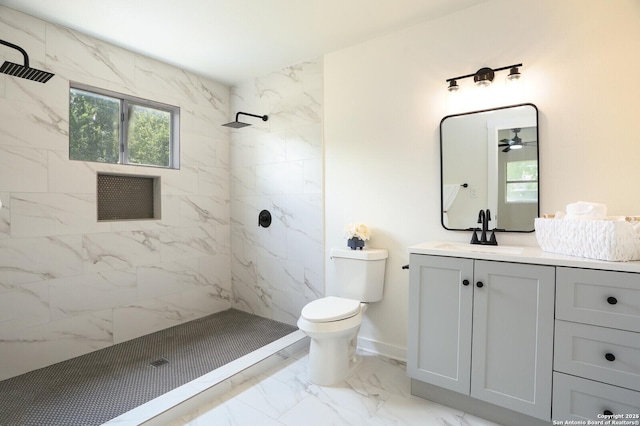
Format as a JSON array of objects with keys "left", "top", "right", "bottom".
[{"left": 440, "top": 103, "right": 539, "bottom": 232}]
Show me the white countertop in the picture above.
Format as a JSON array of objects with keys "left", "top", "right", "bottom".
[{"left": 409, "top": 241, "right": 640, "bottom": 273}]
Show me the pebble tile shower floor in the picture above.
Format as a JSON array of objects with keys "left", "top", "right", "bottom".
[{"left": 0, "top": 309, "right": 297, "bottom": 426}]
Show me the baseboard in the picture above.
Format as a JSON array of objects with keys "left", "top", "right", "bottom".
[{"left": 357, "top": 335, "right": 407, "bottom": 362}]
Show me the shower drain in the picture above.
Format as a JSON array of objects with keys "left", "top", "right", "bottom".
[{"left": 149, "top": 357, "right": 169, "bottom": 368}]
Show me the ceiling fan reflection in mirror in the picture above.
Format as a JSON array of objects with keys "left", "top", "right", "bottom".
[{"left": 499, "top": 128, "right": 537, "bottom": 152}]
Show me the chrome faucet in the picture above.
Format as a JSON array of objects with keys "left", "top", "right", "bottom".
[{"left": 470, "top": 209, "right": 498, "bottom": 245}]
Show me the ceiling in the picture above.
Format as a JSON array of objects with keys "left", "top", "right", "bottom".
[{"left": 0, "top": 0, "right": 487, "bottom": 86}]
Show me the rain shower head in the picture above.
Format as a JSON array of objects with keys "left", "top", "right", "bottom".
[
  {"left": 222, "top": 112, "right": 268, "bottom": 128},
  {"left": 0, "top": 39, "right": 55, "bottom": 83}
]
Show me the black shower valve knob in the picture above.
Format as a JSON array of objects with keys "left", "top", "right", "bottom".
[{"left": 258, "top": 209, "right": 272, "bottom": 228}]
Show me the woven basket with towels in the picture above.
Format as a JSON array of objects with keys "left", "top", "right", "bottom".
[{"left": 535, "top": 202, "right": 640, "bottom": 262}]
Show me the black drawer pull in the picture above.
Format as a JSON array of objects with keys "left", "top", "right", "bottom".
[
  {"left": 607, "top": 296, "right": 618, "bottom": 305},
  {"left": 476, "top": 281, "right": 484, "bottom": 288},
  {"left": 604, "top": 410, "right": 613, "bottom": 416},
  {"left": 605, "top": 353, "right": 616, "bottom": 362},
  {"left": 463, "top": 279, "right": 470, "bottom": 286}
]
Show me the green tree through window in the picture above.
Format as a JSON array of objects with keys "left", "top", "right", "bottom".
[{"left": 69, "top": 86, "right": 179, "bottom": 169}]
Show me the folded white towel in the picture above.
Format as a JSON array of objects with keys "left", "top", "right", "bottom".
[{"left": 565, "top": 201, "right": 607, "bottom": 219}]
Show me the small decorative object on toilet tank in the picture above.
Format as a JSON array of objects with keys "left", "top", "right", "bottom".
[{"left": 344, "top": 223, "right": 370, "bottom": 250}]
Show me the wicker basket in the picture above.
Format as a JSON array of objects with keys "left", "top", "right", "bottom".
[{"left": 534, "top": 218, "right": 640, "bottom": 262}]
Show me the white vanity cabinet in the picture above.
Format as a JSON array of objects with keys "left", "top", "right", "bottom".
[
  {"left": 408, "top": 254, "right": 555, "bottom": 421},
  {"left": 553, "top": 267, "right": 640, "bottom": 420}
]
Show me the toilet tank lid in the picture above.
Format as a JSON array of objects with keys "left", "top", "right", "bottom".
[{"left": 330, "top": 248, "right": 388, "bottom": 260}]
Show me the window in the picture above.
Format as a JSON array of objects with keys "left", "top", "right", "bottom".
[
  {"left": 69, "top": 84, "right": 179, "bottom": 169},
  {"left": 505, "top": 160, "right": 538, "bottom": 203}
]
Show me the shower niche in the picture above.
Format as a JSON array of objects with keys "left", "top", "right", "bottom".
[{"left": 97, "top": 173, "right": 161, "bottom": 221}]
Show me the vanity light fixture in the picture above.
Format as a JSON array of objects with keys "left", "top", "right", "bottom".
[{"left": 446, "top": 63, "right": 522, "bottom": 92}]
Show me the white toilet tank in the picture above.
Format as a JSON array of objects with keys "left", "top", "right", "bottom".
[{"left": 330, "top": 248, "right": 388, "bottom": 302}]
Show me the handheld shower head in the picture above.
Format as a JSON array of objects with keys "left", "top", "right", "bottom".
[
  {"left": 222, "top": 112, "right": 268, "bottom": 128},
  {"left": 0, "top": 39, "right": 55, "bottom": 83}
]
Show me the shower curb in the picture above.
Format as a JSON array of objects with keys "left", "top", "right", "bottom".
[{"left": 103, "top": 330, "right": 309, "bottom": 426}]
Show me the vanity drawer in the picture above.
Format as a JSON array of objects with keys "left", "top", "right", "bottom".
[
  {"left": 553, "top": 372, "right": 640, "bottom": 422},
  {"left": 556, "top": 267, "right": 640, "bottom": 332},
  {"left": 554, "top": 320, "right": 640, "bottom": 391}
]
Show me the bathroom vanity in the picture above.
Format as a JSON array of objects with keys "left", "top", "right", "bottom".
[{"left": 408, "top": 242, "right": 640, "bottom": 426}]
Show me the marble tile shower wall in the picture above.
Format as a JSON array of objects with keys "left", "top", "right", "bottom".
[
  {"left": 230, "top": 59, "right": 323, "bottom": 326},
  {"left": 0, "top": 7, "right": 233, "bottom": 380}
]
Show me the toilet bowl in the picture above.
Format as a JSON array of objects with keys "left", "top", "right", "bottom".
[
  {"left": 298, "top": 247, "right": 387, "bottom": 386},
  {"left": 297, "top": 296, "right": 366, "bottom": 386}
]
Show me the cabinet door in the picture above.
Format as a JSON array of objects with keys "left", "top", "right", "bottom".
[
  {"left": 407, "top": 254, "right": 473, "bottom": 394},
  {"left": 471, "top": 261, "right": 555, "bottom": 421}
]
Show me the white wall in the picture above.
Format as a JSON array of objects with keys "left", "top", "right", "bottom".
[
  {"left": 0, "top": 7, "right": 232, "bottom": 380},
  {"left": 324, "top": 0, "right": 640, "bottom": 359},
  {"left": 229, "top": 60, "right": 324, "bottom": 326}
]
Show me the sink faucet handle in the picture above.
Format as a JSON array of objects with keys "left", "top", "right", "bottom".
[
  {"left": 470, "top": 228, "right": 479, "bottom": 244},
  {"left": 488, "top": 230, "right": 498, "bottom": 245}
]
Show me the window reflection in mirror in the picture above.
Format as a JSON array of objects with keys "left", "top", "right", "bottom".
[{"left": 440, "top": 104, "right": 538, "bottom": 232}]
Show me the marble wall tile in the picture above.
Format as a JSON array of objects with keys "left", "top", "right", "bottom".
[
  {"left": 0, "top": 98, "right": 68, "bottom": 151},
  {"left": 230, "top": 57, "right": 323, "bottom": 325},
  {"left": 198, "top": 253, "right": 232, "bottom": 294},
  {"left": 0, "top": 7, "right": 47, "bottom": 65},
  {"left": 11, "top": 193, "right": 110, "bottom": 237},
  {"left": 198, "top": 166, "right": 229, "bottom": 199},
  {"left": 0, "top": 6, "right": 232, "bottom": 379},
  {"left": 160, "top": 225, "right": 217, "bottom": 262},
  {"left": 0, "top": 192, "right": 10, "bottom": 239},
  {"left": 46, "top": 23, "right": 135, "bottom": 86},
  {"left": 137, "top": 258, "right": 204, "bottom": 300},
  {"left": 0, "top": 310, "right": 113, "bottom": 380},
  {"left": 180, "top": 287, "right": 233, "bottom": 320},
  {"left": 82, "top": 230, "right": 161, "bottom": 272},
  {"left": 180, "top": 196, "right": 229, "bottom": 228},
  {"left": 113, "top": 294, "right": 184, "bottom": 344},
  {"left": 49, "top": 269, "right": 137, "bottom": 321},
  {"left": 256, "top": 161, "right": 304, "bottom": 195},
  {"left": 0, "top": 145, "right": 48, "bottom": 192},
  {"left": 285, "top": 124, "right": 322, "bottom": 161},
  {"left": 0, "top": 235, "right": 83, "bottom": 286},
  {"left": 0, "top": 280, "right": 49, "bottom": 329},
  {"left": 162, "top": 164, "right": 200, "bottom": 195},
  {"left": 48, "top": 152, "right": 97, "bottom": 194},
  {"left": 304, "top": 158, "right": 323, "bottom": 194},
  {"left": 182, "top": 132, "right": 218, "bottom": 170}
]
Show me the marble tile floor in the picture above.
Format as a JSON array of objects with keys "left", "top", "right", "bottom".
[{"left": 167, "top": 349, "right": 502, "bottom": 426}]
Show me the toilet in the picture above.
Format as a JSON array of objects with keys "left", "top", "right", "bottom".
[{"left": 297, "top": 247, "right": 388, "bottom": 386}]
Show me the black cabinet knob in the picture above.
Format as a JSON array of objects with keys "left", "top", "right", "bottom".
[
  {"left": 607, "top": 296, "right": 618, "bottom": 305},
  {"left": 604, "top": 410, "right": 613, "bottom": 416},
  {"left": 462, "top": 279, "right": 470, "bottom": 286},
  {"left": 605, "top": 353, "right": 616, "bottom": 362},
  {"left": 476, "top": 281, "right": 484, "bottom": 288}
]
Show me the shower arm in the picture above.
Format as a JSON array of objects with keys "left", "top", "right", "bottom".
[
  {"left": 0, "top": 39, "right": 30, "bottom": 68},
  {"left": 236, "top": 112, "right": 268, "bottom": 122}
]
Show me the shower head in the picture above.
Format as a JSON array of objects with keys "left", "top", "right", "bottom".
[
  {"left": 222, "top": 112, "right": 268, "bottom": 128},
  {"left": 223, "top": 120, "right": 251, "bottom": 129},
  {"left": 0, "top": 39, "right": 55, "bottom": 83}
]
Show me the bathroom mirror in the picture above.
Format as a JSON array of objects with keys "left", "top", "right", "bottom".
[{"left": 440, "top": 103, "right": 539, "bottom": 232}]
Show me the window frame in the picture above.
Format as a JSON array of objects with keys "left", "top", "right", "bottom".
[
  {"left": 505, "top": 159, "right": 538, "bottom": 204},
  {"left": 69, "top": 83, "right": 180, "bottom": 169}
]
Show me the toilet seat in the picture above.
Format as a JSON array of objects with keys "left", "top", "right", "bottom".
[{"left": 301, "top": 296, "right": 361, "bottom": 323}]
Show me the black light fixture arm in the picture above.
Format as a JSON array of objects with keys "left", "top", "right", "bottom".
[
  {"left": 236, "top": 111, "right": 268, "bottom": 122},
  {"left": 0, "top": 39, "right": 30, "bottom": 68},
  {"left": 445, "top": 63, "right": 522, "bottom": 83}
]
